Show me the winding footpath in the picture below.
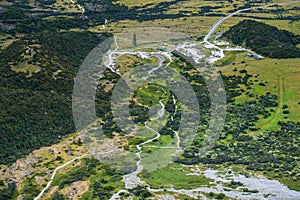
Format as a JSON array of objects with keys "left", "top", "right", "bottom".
[
  {"left": 121, "top": 80, "right": 169, "bottom": 188},
  {"left": 115, "top": 97, "right": 167, "bottom": 195},
  {"left": 110, "top": 59, "right": 180, "bottom": 199},
  {"left": 34, "top": 149, "right": 122, "bottom": 199},
  {"left": 34, "top": 154, "right": 88, "bottom": 200}
]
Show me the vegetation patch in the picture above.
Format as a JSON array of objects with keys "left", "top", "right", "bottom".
[{"left": 140, "top": 164, "right": 213, "bottom": 189}]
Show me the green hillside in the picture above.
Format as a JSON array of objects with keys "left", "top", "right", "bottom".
[
  {"left": 0, "top": 31, "right": 110, "bottom": 165},
  {"left": 224, "top": 19, "right": 300, "bottom": 58}
]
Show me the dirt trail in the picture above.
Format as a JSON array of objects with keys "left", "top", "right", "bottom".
[{"left": 263, "top": 71, "right": 300, "bottom": 131}]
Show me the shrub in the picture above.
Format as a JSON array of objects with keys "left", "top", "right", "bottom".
[{"left": 283, "top": 110, "right": 290, "bottom": 114}]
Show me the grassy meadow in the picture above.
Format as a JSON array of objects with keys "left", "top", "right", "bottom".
[{"left": 219, "top": 52, "right": 300, "bottom": 133}]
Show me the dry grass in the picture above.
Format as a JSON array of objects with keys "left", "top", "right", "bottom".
[
  {"left": 165, "top": 0, "right": 245, "bottom": 15},
  {"left": 114, "top": 0, "right": 173, "bottom": 8},
  {"left": 91, "top": 16, "right": 222, "bottom": 38},
  {"left": 11, "top": 62, "right": 40, "bottom": 75},
  {"left": 54, "top": 0, "right": 82, "bottom": 13},
  {"left": 261, "top": 19, "right": 300, "bottom": 35},
  {"left": 61, "top": 181, "right": 90, "bottom": 200},
  {"left": 0, "top": 36, "right": 16, "bottom": 50}
]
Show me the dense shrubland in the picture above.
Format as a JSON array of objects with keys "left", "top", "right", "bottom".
[
  {"left": 0, "top": 31, "right": 111, "bottom": 165},
  {"left": 224, "top": 20, "right": 300, "bottom": 58}
]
